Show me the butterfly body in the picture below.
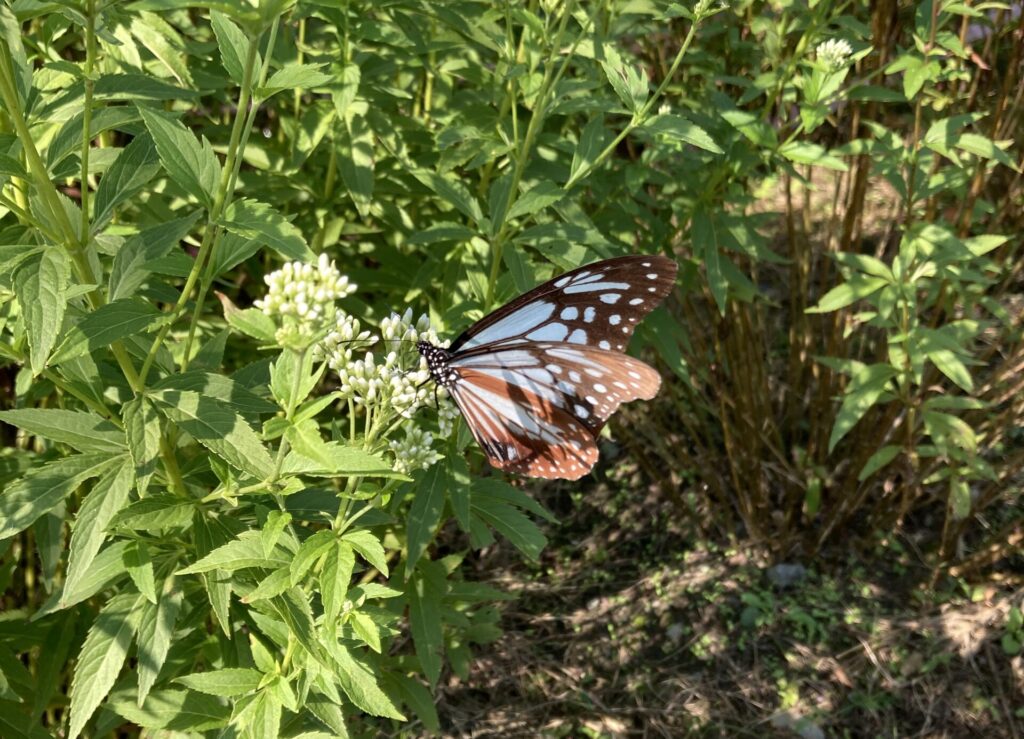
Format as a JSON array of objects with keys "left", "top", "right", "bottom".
[{"left": 420, "top": 255, "right": 677, "bottom": 480}]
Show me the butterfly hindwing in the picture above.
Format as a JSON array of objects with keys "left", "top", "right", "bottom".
[
  {"left": 450, "top": 255, "right": 678, "bottom": 354},
  {"left": 447, "top": 343, "right": 662, "bottom": 479}
]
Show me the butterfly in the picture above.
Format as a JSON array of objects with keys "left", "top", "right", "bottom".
[{"left": 417, "top": 255, "right": 678, "bottom": 481}]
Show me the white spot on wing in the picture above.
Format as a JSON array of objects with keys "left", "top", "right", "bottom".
[
  {"left": 460, "top": 301, "right": 555, "bottom": 349},
  {"left": 568, "top": 328, "right": 587, "bottom": 343},
  {"left": 599, "top": 340, "right": 610, "bottom": 349},
  {"left": 629, "top": 298, "right": 644, "bottom": 306},
  {"left": 583, "top": 307, "right": 596, "bottom": 323},
  {"left": 560, "top": 306, "right": 579, "bottom": 320},
  {"left": 609, "top": 314, "right": 621, "bottom": 325},
  {"left": 600, "top": 293, "right": 621, "bottom": 304},
  {"left": 526, "top": 322, "right": 569, "bottom": 341},
  {"left": 564, "top": 281, "right": 630, "bottom": 294}
]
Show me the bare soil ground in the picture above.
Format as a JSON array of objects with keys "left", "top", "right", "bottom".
[{"left": 432, "top": 469, "right": 1024, "bottom": 738}]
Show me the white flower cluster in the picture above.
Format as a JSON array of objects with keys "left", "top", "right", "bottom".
[
  {"left": 317, "top": 312, "right": 376, "bottom": 371},
  {"left": 254, "top": 253, "right": 357, "bottom": 323},
  {"left": 389, "top": 427, "right": 444, "bottom": 475},
  {"left": 816, "top": 39, "right": 853, "bottom": 71}
]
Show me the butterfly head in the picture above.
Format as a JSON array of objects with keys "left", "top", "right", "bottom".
[{"left": 417, "top": 340, "right": 457, "bottom": 389}]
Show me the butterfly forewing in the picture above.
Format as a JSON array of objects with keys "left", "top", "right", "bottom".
[
  {"left": 447, "top": 343, "right": 662, "bottom": 479},
  {"left": 421, "top": 254, "right": 675, "bottom": 481},
  {"left": 450, "top": 255, "right": 678, "bottom": 354}
]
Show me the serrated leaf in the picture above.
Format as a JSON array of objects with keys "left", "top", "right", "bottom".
[
  {"left": 64, "top": 460, "right": 133, "bottom": 596},
  {"left": 261, "top": 63, "right": 333, "bottom": 96},
  {"left": 281, "top": 443, "right": 404, "bottom": 478},
  {"left": 321, "top": 542, "right": 355, "bottom": 628},
  {"left": 93, "top": 134, "right": 162, "bottom": 230},
  {"left": 176, "top": 668, "right": 263, "bottom": 697},
  {"left": 107, "top": 688, "right": 229, "bottom": 731},
  {"left": 341, "top": 529, "right": 388, "bottom": 577},
  {"left": 0, "top": 453, "right": 117, "bottom": 540},
  {"left": 137, "top": 578, "right": 182, "bottom": 705},
  {"left": 327, "top": 642, "right": 405, "bottom": 719},
  {"left": 0, "top": 409, "right": 125, "bottom": 453},
  {"left": 51, "top": 298, "right": 166, "bottom": 365},
  {"left": 123, "top": 396, "right": 161, "bottom": 496},
  {"left": 210, "top": 11, "right": 254, "bottom": 86},
  {"left": 15, "top": 248, "right": 69, "bottom": 375},
  {"left": 506, "top": 181, "right": 566, "bottom": 221},
  {"left": 289, "top": 529, "right": 336, "bottom": 586},
  {"left": 178, "top": 531, "right": 286, "bottom": 574},
  {"left": 150, "top": 388, "right": 274, "bottom": 479},
  {"left": 109, "top": 214, "right": 200, "bottom": 301},
  {"left": 471, "top": 495, "right": 547, "bottom": 560},
  {"left": 221, "top": 199, "right": 314, "bottom": 262},
  {"left": 68, "top": 593, "right": 143, "bottom": 739},
  {"left": 138, "top": 106, "right": 221, "bottom": 208},
  {"left": 570, "top": 116, "right": 606, "bottom": 183},
  {"left": 405, "top": 465, "right": 446, "bottom": 578},
  {"left": 644, "top": 114, "right": 722, "bottom": 152},
  {"left": 124, "top": 540, "right": 157, "bottom": 603}
]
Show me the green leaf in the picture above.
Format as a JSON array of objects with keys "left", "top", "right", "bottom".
[
  {"left": 51, "top": 298, "right": 166, "bottom": 365},
  {"left": 923, "top": 410, "right": 977, "bottom": 453},
  {"left": 779, "top": 141, "right": 848, "bottom": 171},
  {"left": 858, "top": 444, "right": 902, "bottom": 481},
  {"left": 221, "top": 199, "right": 315, "bottom": 262},
  {"left": 506, "top": 181, "right": 566, "bottom": 221},
  {"left": 0, "top": 409, "right": 125, "bottom": 453},
  {"left": 107, "top": 688, "right": 230, "bottom": 731},
  {"left": 828, "top": 374, "right": 893, "bottom": 453},
  {"left": 150, "top": 388, "right": 275, "bottom": 479},
  {"left": 281, "top": 443, "right": 404, "bottom": 478},
  {"left": 260, "top": 63, "right": 333, "bottom": 96},
  {"left": 152, "top": 370, "right": 277, "bottom": 416},
  {"left": 644, "top": 114, "right": 723, "bottom": 153},
  {"left": 123, "top": 396, "right": 161, "bottom": 497},
  {"left": 341, "top": 529, "right": 388, "bottom": 577},
  {"left": 0, "top": 453, "right": 117, "bottom": 540},
  {"left": 289, "top": 529, "right": 336, "bottom": 586},
  {"left": 210, "top": 11, "right": 254, "bottom": 86},
  {"left": 321, "top": 542, "right": 355, "bottom": 628},
  {"left": 927, "top": 348, "right": 974, "bottom": 392},
  {"left": 337, "top": 113, "right": 375, "bottom": 218},
  {"left": 179, "top": 531, "right": 286, "bottom": 574},
  {"left": 955, "top": 132, "right": 1018, "bottom": 170},
  {"left": 411, "top": 170, "right": 483, "bottom": 225},
  {"left": 176, "top": 668, "right": 262, "bottom": 697},
  {"left": 448, "top": 455, "right": 472, "bottom": 533},
  {"left": 806, "top": 276, "right": 887, "bottom": 313},
  {"left": 693, "top": 209, "right": 726, "bottom": 315},
  {"left": 68, "top": 593, "right": 143, "bottom": 739},
  {"left": 138, "top": 106, "right": 221, "bottom": 208},
  {"left": 218, "top": 295, "right": 277, "bottom": 342},
  {"left": 408, "top": 560, "right": 445, "bottom": 686},
  {"left": 327, "top": 642, "right": 405, "bottom": 719},
  {"left": 137, "top": 579, "right": 182, "bottom": 705},
  {"left": 405, "top": 465, "right": 446, "bottom": 578},
  {"left": 0, "top": 244, "right": 42, "bottom": 274},
  {"left": 36, "top": 541, "right": 130, "bottom": 618},
  {"left": 109, "top": 214, "right": 201, "bottom": 301},
  {"left": 471, "top": 494, "right": 547, "bottom": 561},
  {"left": 15, "top": 248, "right": 69, "bottom": 375},
  {"left": 92, "top": 133, "right": 161, "bottom": 230},
  {"left": 108, "top": 494, "right": 194, "bottom": 531},
  {"left": 570, "top": 116, "right": 607, "bottom": 183},
  {"left": 350, "top": 610, "right": 382, "bottom": 653},
  {"left": 64, "top": 460, "right": 133, "bottom": 597},
  {"left": 949, "top": 476, "right": 971, "bottom": 520},
  {"left": 124, "top": 540, "right": 158, "bottom": 604},
  {"left": 242, "top": 567, "right": 292, "bottom": 602}
]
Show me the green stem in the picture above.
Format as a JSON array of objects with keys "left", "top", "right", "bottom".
[
  {"left": 79, "top": 0, "right": 97, "bottom": 241},
  {"left": 138, "top": 31, "right": 264, "bottom": 384},
  {"left": 180, "top": 21, "right": 281, "bottom": 371},
  {"left": 563, "top": 13, "right": 703, "bottom": 191}
]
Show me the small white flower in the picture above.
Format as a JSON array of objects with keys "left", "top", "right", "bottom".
[
  {"left": 317, "top": 312, "right": 376, "bottom": 371},
  {"left": 254, "top": 253, "right": 357, "bottom": 326},
  {"left": 816, "top": 39, "right": 853, "bottom": 71},
  {"left": 389, "top": 427, "right": 443, "bottom": 474}
]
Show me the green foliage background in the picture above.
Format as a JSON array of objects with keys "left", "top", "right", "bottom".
[{"left": 0, "top": 0, "right": 1020, "bottom": 734}]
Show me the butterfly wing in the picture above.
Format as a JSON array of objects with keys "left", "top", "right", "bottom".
[
  {"left": 447, "top": 343, "right": 662, "bottom": 480},
  {"left": 450, "top": 255, "right": 678, "bottom": 354}
]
